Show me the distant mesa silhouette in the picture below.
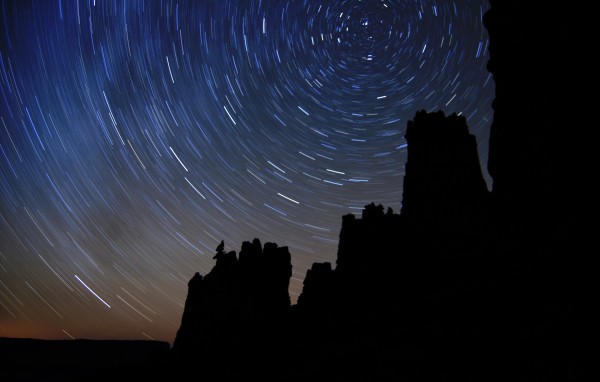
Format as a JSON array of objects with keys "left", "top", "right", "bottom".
[{"left": 0, "top": 338, "right": 170, "bottom": 382}]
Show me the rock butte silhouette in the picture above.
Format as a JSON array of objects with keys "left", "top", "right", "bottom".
[{"left": 4, "top": 1, "right": 591, "bottom": 380}]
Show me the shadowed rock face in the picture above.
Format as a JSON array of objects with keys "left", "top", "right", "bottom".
[
  {"left": 484, "top": 0, "right": 593, "bottom": 233},
  {"left": 481, "top": 2, "right": 592, "bottom": 379}
]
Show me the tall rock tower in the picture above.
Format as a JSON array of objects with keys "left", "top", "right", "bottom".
[{"left": 401, "top": 110, "right": 490, "bottom": 243}]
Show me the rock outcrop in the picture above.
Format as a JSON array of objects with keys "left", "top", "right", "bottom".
[
  {"left": 172, "top": 239, "right": 292, "bottom": 360},
  {"left": 401, "top": 110, "right": 490, "bottom": 241}
]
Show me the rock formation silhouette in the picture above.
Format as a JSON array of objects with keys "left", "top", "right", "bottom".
[
  {"left": 171, "top": 109, "right": 494, "bottom": 380},
  {"left": 401, "top": 110, "right": 490, "bottom": 239},
  {"left": 168, "top": 1, "right": 591, "bottom": 379},
  {"left": 172, "top": 238, "right": 292, "bottom": 370}
]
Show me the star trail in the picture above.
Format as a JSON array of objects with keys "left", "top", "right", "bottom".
[{"left": 0, "top": 0, "right": 493, "bottom": 344}]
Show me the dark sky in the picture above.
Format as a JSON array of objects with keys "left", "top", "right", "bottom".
[{"left": 0, "top": 0, "right": 493, "bottom": 344}]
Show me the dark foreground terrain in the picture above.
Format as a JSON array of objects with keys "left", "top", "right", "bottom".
[{"left": 0, "top": 337, "right": 170, "bottom": 382}]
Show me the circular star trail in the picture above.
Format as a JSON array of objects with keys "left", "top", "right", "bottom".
[{"left": 0, "top": 0, "right": 493, "bottom": 343}]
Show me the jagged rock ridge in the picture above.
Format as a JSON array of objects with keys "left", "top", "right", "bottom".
[{"left": 172, "top": 238, "right": 291, "bottom": 358}]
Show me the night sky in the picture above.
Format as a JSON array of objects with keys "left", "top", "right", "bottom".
[{"left": 0, "top": 0, "right": 493, "bottom": 344}]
